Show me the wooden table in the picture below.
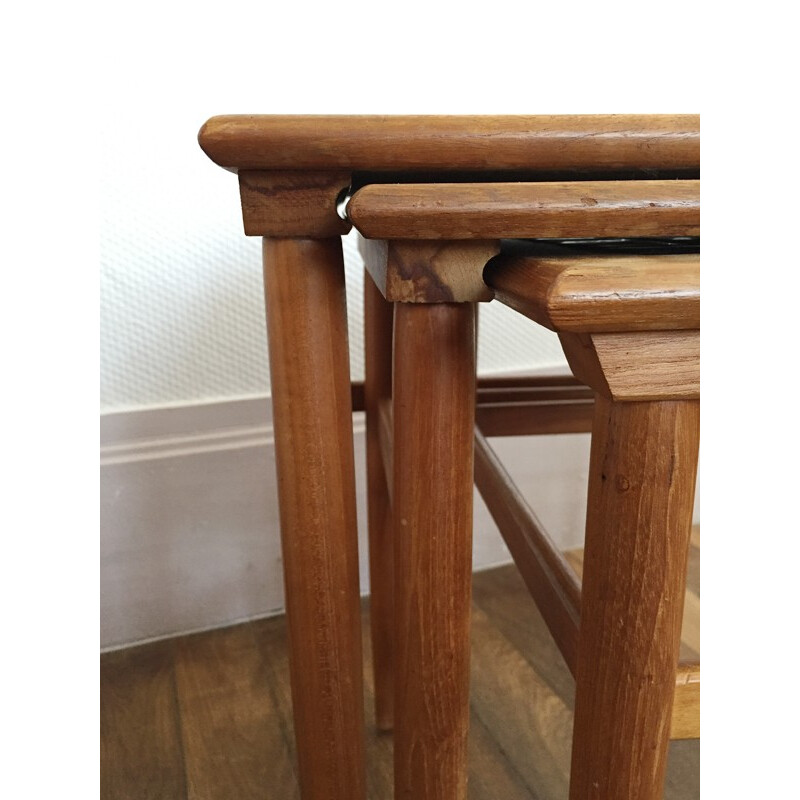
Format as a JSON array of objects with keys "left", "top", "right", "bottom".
[{"left": 198, "top": 115, "right": 700, "bottom": 800}]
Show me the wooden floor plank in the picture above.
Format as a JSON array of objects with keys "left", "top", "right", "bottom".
[
  {"left": 470, "top": 604, "right": 574, "bottom": 798},
  {"left": 471, "top": 566, "right": 575, "bottom": 707},
  {"left": 174, "top": 623, "right": 298, "bottom": 800},
  {"left": 100, "top": 641, "right": 187, "bottom": 800},
  {"left": 359, "top": 605, "right": 399, "bottom": 800},
  {"left": 468, "top": 711, "right": 539, "bottom": 800},
  {"left": 101, "top": 544, "right": 700, "bottom": 799}
]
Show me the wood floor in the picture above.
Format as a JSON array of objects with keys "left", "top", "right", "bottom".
[{"left": 101, "top": 530, "right": 700, "bottom": 799}]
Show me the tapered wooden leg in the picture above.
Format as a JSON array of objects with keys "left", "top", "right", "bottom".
[
  {"left": 569, "top": 395, "right": 699, "bottom": 800},
  {"left": 393, "top": 302, "right": 477, "bottom": 800},
  {"left": 262, "top": 237, "right": 366, "bottom": 800},
  {"left": 364, "top": 270, "right": 395, "bottom": 732}
]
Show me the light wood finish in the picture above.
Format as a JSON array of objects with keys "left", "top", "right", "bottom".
[
  {"left": 364, "top": 270, "right": 395, "bottom": 731},
  {"left": 474, "top": 430, "right": 581, "bottom": 671},
  {"left": 359, "top": 236, "right": 499, "bottom": 303},
  {"left": 199, "top": 115, "right": 700, "bottom": 172},
  {"left": 476, "top": 398, "right": 595, "bottom": 436},
  {"left": 238, "top": 170, "right": 351, "bottom": 237},
  {"left": 560, "top": 330, "right": 700, "bottom": 401},
  {"left": 570, "top": 395, "right": 699, "bottom": 799},
  {"left": 690, "top": 525, "right": 700, "bottom": 549},
  {"left": 672, "top": 663, "right": 701, "bottom": 740},
  {"left": 100, "top": 642, "right": 187, "bottom": 799},
  {"left": 393, "top": 302, "right": 477, "bottom": 800},
  {"left": 262, "top": 237, "right": 366, "bottom": 800},
  {"left": 349, "top": 181, "right": 699, "bottom": 240},
  {"left": 680, "top": 586, "right": 701, "bottom": 658},
  {"left": 487, "top": 254, "right": 700, "bottom": 332}
]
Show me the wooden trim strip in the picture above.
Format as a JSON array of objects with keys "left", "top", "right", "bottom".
[
  {"left": 352, "top": 374, "right": 588, "bottom": 410},
  {"left": 474, "top": 429, "right": 582, "bottom": 672},
  {"left": 476, "top": 399, "right": 595, "bottom": 437},
  {"left": 378, "top": 399, "right": 393, "bottom": 505},
  {"left": 351, "top": 381, "right": 365, "bottom": 412},
  {"left": 474, "top": 374, "right": 582, "bottom": 389},
  {"left": 477, "top": 385, "right": 593, "bottom": 404}
]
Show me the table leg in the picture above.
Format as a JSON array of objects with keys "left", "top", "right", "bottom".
[
  {"left": 364, "top": 269, "right": 395, "bottom": 732},
  {"left": 263, "top": 237, "right": 366, "bottom": 800},
  {"left": 393, "top": 302, "right": 477, "bottom": 800},
  {"left": 569, "top": 395, "right": 699, "bottom": 799}
]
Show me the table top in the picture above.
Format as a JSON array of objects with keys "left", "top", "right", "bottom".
[
  {"left": 198, "top": 115, "right": 699, "bottom": 173},
  {"left": 347, "top": 180, "right": 699, "bottom": 240}
]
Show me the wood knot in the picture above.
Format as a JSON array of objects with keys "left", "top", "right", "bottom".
[{"left": 615, "top": 475, "right": 631, "bottom": 492}]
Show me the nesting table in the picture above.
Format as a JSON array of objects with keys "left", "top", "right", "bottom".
[{"left": 198, "top": 115, "right": 700, "bottom": 800}]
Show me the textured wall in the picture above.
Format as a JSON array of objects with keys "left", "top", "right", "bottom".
[
  {"left": 96, "top": 1, "right": 697, "bottom": 414},
  {"left": 100, "top": 142, "right": 567, "bottom": 411}
]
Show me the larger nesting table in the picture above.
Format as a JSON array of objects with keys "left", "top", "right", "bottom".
[{"left": 198, "top": 115, "right": 700, "bottom": 800}]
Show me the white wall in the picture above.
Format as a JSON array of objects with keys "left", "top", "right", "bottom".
[
  {"left": 100, "top": 397, "right": 594, "bottom": 650},
  {"left": 100, "top": 196, "right": 568, "bottom": 410}
]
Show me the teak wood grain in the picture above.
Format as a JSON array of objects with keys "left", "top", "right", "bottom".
[
  {"left": 475, "top": 398, "right": 595, "bottom": 436},
  {"left": 570, "top": 396, "right": 700, "bottom": 799},
  {"left": 485, "top": 249, "right": 700, "bottom": 400},
  {"left": 566, "top": 541, "right": 700, "bottom": 722},
  {"left": 199, "top": 115, "right": 699, "bottom": 172},
  {"left": 359, "top": 236, "right": 499, "bottom": 303},
  {"left": 262, "top": 237, "right": 366, "bottom": 800},
  {"left": 476, "top": 382, "right": 593, "bottom": 403},
  {"left": 238, "top": 170, "right": 351, "bottom": 237},
  {"left": 393, "top": 302, "right": 477, "bottom": 800},
  {"left": 364, "top": 270, "right": 395, "bottom": 732},
  {"left": 564, "top": 546, "right": 700, "bottom": 666},
  {"left": 560, "top": 330, "right": 700, "bottom": 401},
  {"left": 486, "top": 254, "right": 700, "bottom": 332},
  {"left": 348, "top": 181, "right": 699, "bottom": 240}
]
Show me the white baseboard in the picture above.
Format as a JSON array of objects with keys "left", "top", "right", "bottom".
[{"left": 100, "top": 393, "right": 697, "bottom": 651}]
